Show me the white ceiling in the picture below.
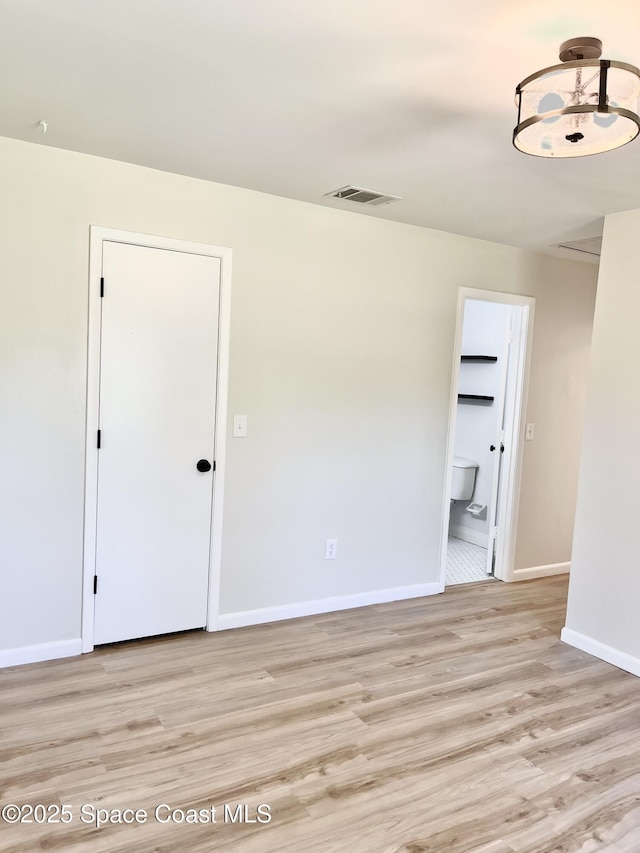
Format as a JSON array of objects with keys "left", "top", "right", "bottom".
[{"left": 2, "top": 0, "right": 640, "bottom": 258}]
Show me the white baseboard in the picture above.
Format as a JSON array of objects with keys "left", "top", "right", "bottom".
[
  {"left": 218, "top": 583, "right": 441, "bottom": 631},
  {"left": 0, "top": 638, "right": 82, "bottom": 669},
  {"left": 449, "top": 524, "right": 488, "bottom": 549},
  {"left": 561, "top": 627, "right": 640, "bottom": 678},
  {"left": 511, "top": 562, "right": 570, "bottom": 581}
]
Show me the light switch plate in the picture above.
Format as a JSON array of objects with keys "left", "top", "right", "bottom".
[
  {"left": 233, "top": 415, "right": 247, "bottom": 437},
  {"left": 525, "top": 423, "right": 535, "bottom": 441}
]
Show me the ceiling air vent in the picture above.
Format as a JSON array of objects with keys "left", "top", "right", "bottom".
[
  {"left": 325, "top": 185, "right": 402, "bottom": 207},
  {"left": 556, "top": 237, "right": 602, "bottom": 257}
]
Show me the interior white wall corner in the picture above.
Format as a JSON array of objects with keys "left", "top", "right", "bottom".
[{"left": 565, "top": 208, "right": 640, "bottom": 670}]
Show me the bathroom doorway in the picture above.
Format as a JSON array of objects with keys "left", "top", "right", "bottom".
[{"left": 439, "top": 289, "right": 535, "bottom": 587}]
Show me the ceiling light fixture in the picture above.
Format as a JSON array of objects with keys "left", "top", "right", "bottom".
[{"left": 513, "top": 37, "right": 640, "bottom": 157}]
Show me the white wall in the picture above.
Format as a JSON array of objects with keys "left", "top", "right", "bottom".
[
  {"left": 0, "top": 137, "right": 597, "bottom": 658},
  {"left": 450, "top": 301, "right": 508, "bottom": 540},
  {"left": 515, "top": 265, "right": 597, "bottom": 570},
  {"left": 564, "top": 208, "right": 640, "bottom": 673}
]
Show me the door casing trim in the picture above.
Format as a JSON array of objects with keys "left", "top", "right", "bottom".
[
  {"left": 438, "top": 287, "right": 535, "bottom": 589},
  {"left": 82, "top": 227, "right": 232, "bottom": 652}
]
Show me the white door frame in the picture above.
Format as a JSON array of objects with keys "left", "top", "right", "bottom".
[
  {"left": 81, "top": 227, "right": 232, "bottom": 652},
  {"left": 438, "top": 287, "right": 535, "bottom": 588}
]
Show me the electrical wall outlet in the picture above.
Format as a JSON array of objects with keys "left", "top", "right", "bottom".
[
  {"left": 325, "top": 539, "right": 337, "bottom": 560},
  {"left": 525, "top": 423, "right": 535, "bottom": 441}
]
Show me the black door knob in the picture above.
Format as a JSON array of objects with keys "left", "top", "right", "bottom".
[
  {"left": 196, "top": 459, "right": 212, "bottom": 472},
  {"left": 490, "top": 445, "right": 496, "bottom": 452}
]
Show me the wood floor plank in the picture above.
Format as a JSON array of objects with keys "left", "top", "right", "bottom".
[{"left": 2, "top": 575, "right": 640, "bottom": 852}]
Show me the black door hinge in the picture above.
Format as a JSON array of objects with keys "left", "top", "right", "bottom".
[
  {"left": 93, "top": 575, "right": 98, "bottom": 594},
  {"left": 97, "top": 429, "right": 101, "bottom": 449},
  {"left": 100, "top": 277, "right": 105, "bottom": 297},
  {"left": 213, "top": 460, "right": 216, "bottom": 472}
]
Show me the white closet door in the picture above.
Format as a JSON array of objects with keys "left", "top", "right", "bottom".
[{"left": 93, "top": 241, "right": 220, "bottom": 645}]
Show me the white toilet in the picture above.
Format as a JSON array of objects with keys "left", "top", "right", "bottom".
[{"left": 451, "top": 456, "right": 478, "bottom": 501}]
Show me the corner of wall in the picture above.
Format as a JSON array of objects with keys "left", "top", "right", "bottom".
[{"left": 561, "top": 627, "right": 640, "bottom": 678}]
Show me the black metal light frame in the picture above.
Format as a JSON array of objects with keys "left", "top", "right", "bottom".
[{"left": 513, "top": 57, "right": 640, "bottom": 156}]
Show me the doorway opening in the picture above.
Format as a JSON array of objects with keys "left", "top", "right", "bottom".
[{"left": 439, "top": 288, "right": 535, "bottom": 588}]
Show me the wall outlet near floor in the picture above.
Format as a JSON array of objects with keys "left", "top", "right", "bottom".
[
  {"left": 525, "top": 423, "right": 535, "bottom": 441},
  {"left": 325, "top": 538, "right": 337, "bottom": 560}
]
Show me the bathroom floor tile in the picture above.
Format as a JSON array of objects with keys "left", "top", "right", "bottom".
[{"left": 446, "top": 535, "right": 495, "bottom": 585}]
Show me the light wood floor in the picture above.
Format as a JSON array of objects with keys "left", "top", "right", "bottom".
[{"left": 2, "top": 576, "right": 640, "bottom": 852}]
